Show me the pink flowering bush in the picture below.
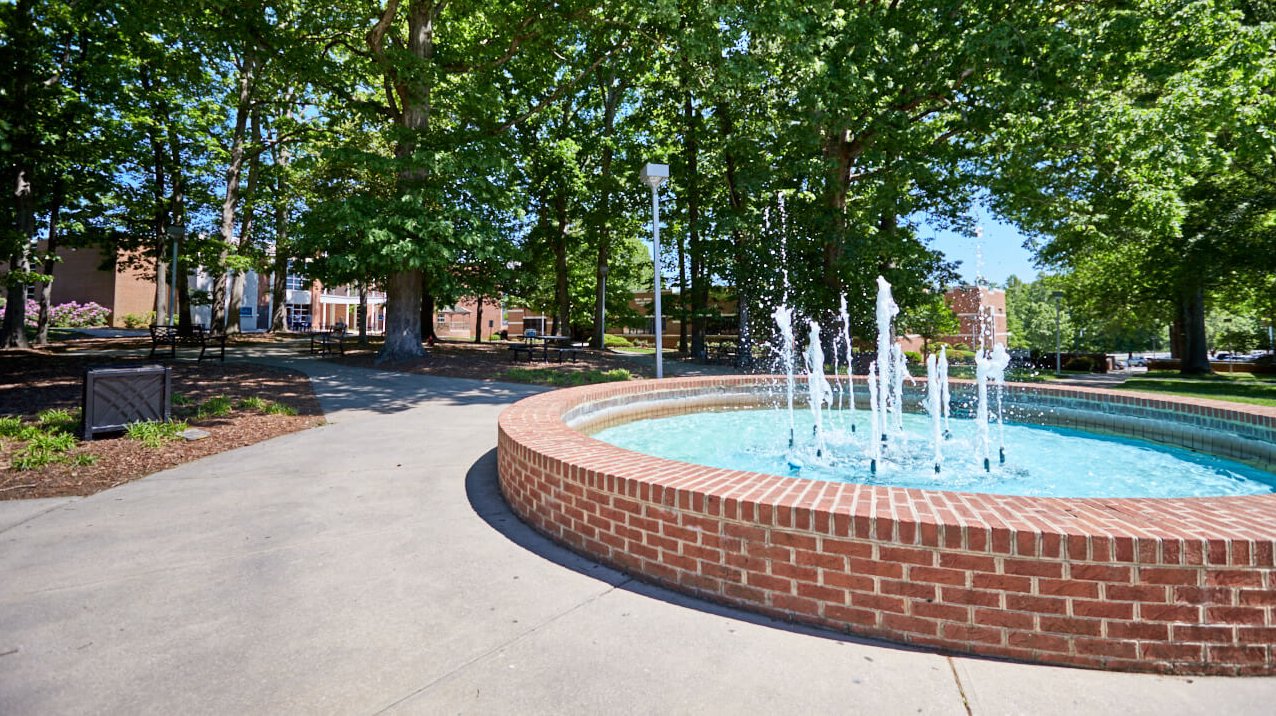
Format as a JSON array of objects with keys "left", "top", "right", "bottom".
[{"left": 3, "top": 299, "right": 112, "bottom": 328}]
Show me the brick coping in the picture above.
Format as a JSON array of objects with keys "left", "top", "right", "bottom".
[{"left": 497, "top": 375, "right": 1276, "bottom": 674}]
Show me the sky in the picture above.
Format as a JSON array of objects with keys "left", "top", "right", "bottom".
[{"left": 921, "top": 214, "right": 1041, "bottom": 286}]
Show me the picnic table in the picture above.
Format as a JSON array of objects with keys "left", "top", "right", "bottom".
[{"left": 508, "top": 334, "right": 581, "bottom": 363}]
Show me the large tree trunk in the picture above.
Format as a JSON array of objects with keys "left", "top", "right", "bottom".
[
  {"left": 358, "top": 283, "right": 369, "bottom": 344},
  {"left": 1178, "top": 285, "right": 1211, "bottom": 375},
  {"left": 269, "top": 103, "right": 293, "bottom": 333},
  {"left": 684, "top": 89, "right": 708, "bottom": 360},
  {"left": 380, "top": 269, "right": 425, "bottom": 362},
  {"left": 590, "top": 72, "right": 623, "bottom": 350},
  {"left": 375, "top": 1, "right": 436, "bottom": 361},
  {"left": 227, "top": 107, "right": 263, "bottom": 335},
  {"left": 718, "top": 103, "right": 752, "bottom": 370},
  {"left": 473, "top": 296, "right": 484, "bottom": 343},
  {"left": 212, "top": 53, "right": 256, "bottom": 335},
  {"left": 34, "top": 187, "right": 63, "bottom": 346},
  {"left": 2, "top": 169, "right": 35, "bottom": 349},
  {"left": 552, "top": 192, "right": 570, "bottom": 337}
]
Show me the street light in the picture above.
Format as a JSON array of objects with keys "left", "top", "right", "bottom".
[
  {"left": 598, "top": 264, "right": 609, "bottom": 348},
  {"left": 1051, "top": 290, "right": 1064, "bottom": 375},
  {"left": 166, "top": 224, "right": 184, "bottom": 326},
  {"left": 640, "top": 162, "right": 669, "bottom": 378}
]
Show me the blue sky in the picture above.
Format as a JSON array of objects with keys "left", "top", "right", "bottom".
[{"left": 922, "top": 214, "right": 1040, "bottom": 286}]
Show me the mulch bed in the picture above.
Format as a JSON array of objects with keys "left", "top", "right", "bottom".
[{"left": 0, "top": 347, "right": 323, "bottom": 501}]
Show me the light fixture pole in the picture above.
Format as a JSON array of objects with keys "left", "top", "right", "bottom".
[
  {"left": 166, "top": 224, "right": 184, "bottom": 326},
  {"left": 599, "top": 264, "right": 609, "bottom": 346},
  {"left": 641, "top": 163, "right": 669, "bottom": 378},
  {"left": 1051, "top": 290, "right": 1063, "bottom": 375}
]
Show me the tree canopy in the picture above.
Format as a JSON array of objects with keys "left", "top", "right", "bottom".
[{"left": 4, "top": 1, "right": 1272, "bottom": 370}]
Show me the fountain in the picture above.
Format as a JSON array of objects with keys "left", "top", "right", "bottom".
[{"left": 498, "top": 276, "right": 1276, "bottom": 676}]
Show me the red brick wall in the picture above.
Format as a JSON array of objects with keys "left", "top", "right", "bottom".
[{"left": 498, "top": 377, "right": 1276, "bottom": 675}]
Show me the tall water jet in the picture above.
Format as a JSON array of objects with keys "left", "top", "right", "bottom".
[
  {"left": 974, "top": 348, "right": 992, "bottom": 471},
  {"left": 874, "top": 277, "right": 898, "bottom": 443},
  {"left": 805, "top": 320, "right": 833, "bottom": 457},
  {"left": 838, "top": 294, "right": 855, "bottom": 432},
  {"left": 988, "top": 342, "right": 1011, "bottom": 463},
  {"left": 891, "top": 342, "right": 907, "bottom": 434},
  {"left": 867, "top": 361, "right": 881, "bottom": 472},
  {"left": 773, "top": 305, "right": 796, "bottom": 446},
  {"left": 938, "top": 345, "right": 952, "bottom": 438},
  {"left": 926, "top": 352, "right": 943, "bottom": 473}
]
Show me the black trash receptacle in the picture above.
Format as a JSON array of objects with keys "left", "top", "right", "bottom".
[{"left": 82, "top": 365, "right": 172, "bottom": 440}]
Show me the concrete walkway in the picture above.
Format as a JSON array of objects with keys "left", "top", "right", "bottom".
[{"left": 2, "top": 350, "right": 1274, "bottom": 714}]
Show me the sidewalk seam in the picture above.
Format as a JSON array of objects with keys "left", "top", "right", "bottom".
[{"left": 373, "top": 577, "right": 635, "bottom": 713}]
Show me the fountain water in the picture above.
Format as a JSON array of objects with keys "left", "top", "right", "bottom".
[
  {"left": 838, "top": 294, "right": 855, "bottom": 432},
  {"left": 772, "top": 305, "right": 796, "bottom": 447},
  {"left": 804, "top": 321, "right": 832, "bottom": 457}
]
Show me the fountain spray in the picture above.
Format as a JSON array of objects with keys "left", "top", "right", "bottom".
[
  {"left": 806, "top": 320, "right": 833, "bottom": 457},
  {"left": 773, "top": 305, "right": 795, "bottom": 447},
  {"left": 926, "top": 352, "right": 943, "bottom": 473},
  {"left": 874, "top": 277, "right": 898, "bottom": 445},
  {"left": 988, "top": 343, "right": 1011, "bottom": 464},
  {"left": 867, "top": 360, "right": 881, "bottom": 473},
  {"left": 839, "top": 294, "right": 855, "bottom": 432},
  {"left": 938, "top": 344, "right": 952, "bottom": 439}
]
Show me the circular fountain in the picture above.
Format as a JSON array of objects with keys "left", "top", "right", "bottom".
[{"left": 497, "top": 279, "right": 1276, "bottom": 675}]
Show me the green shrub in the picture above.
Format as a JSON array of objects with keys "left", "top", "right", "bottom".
[
  {"left": 72, "top": 452, "right": 98, "bottom": 466},
  {"left": 0, "top": 416, "right": 24, "bottom": 438},
  {"left": 172, "top": 393, "right": 193, "bottom": 407},
  {"left": 196, "top": 395, "right": 233, "bottom": 418},
  {"left": 122, "top": 311, "right": 156, "bottom": 329},
  {"left": 946, "top": 349, "right": 976, "bottom": 364},
  {"left": 234, "top": 396, "right": 270, "bottom": 411},
  {"left": 264, "top": 402, "right": 297, "bottom": 416},
  {"left": 126, "top": 420, "right": 187, "bottom": 448},
  {"left": 603, "top": 334, "right": 633, "bottom": 348},
  {"left": 37, "top": 408, "right": 77, "bottom": 435},
  {"left": 903, "top": 350, "right": 923, "bottom": 365},
  {"left": 12, "top": 432, "right": 77, "bottom": 470}
]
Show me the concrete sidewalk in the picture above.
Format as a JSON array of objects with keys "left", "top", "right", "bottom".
[{"left": 2, "top": 353, "right": 1273, "bottom": 714}]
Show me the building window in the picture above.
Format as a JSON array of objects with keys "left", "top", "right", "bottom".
[
  {"left": 285, "top": 260, "right": 308, "bottom": 291},
  {"left": 286, "top": 304, "right": 311, "bottom": 330}
]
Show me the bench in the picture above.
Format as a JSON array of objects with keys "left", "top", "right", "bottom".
[
  {"left": 509, "top": 344, "right": 535, "bottom": 361},
  {"left": 310, "top": 326, "right": 348, "bottom": 355},
  {"left": 149, "top": 324, "right": 226, "bottom": 362},
  {"left": 550, "top": 347, "right": 581, "bottom": 363}
]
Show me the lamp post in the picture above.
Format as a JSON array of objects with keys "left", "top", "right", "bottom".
[
  {"left": 598, "top": 264, "right": 609, "bottom": 347},
  {"left": 166, "top": 224, "right": 184, "bottom": 326},
  {"left": 641, "top": 163, "right": 669, "bottom": 378},
  {"left": 1051, "top": 290, "right": 1063, "bottom": 375}
]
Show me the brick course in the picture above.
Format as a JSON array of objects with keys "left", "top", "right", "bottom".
[{"left": 497, "top": 376, "right": 1276, "bottom": 675}]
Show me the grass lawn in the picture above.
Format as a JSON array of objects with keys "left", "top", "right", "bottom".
[
  {"left": 1114, "top": 371, "right": 1276, "bottom": 407},
  {"left": 500, "top": 367, "right": 633, "bottom": 387}
]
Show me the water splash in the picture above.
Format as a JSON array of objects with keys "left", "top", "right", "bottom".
[{"left": 805, "top": 320, "right": 833, "bottom": 457}]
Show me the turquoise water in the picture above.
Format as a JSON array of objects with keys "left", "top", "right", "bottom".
[{"left": 591, "top": 408, "right": 1276, "bottom": 498}]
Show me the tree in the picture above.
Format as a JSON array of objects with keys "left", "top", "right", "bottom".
[
  {"left": 988, "top": 1, "right": 1276, "bottom": 374},
  {"left": 901, "top": 292, "right": 960, "bottom": 357}
]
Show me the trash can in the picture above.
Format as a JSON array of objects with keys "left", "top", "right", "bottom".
[{"left": 82, "top": 365, "right": 172, "bottom": 440}]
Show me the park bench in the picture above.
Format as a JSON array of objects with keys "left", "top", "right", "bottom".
[
  {"left": 508, "top": 343, "right": 535, "bottom": 361},
  {"left": 310, "top": 324, "right": 349, "bottom": 355},
  {"left": 148, "top": 324, "right": 226, "bottom": 362}
]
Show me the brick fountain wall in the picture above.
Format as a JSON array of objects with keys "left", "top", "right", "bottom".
[{"left": 497, "top": 376, "right": 1276, "bottom": 674}]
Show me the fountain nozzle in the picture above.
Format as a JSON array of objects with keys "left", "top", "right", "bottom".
[
  {"left": 999, "top": 447, "right": 1006, "bottom": 464},
  {"left": 934, "top": 464, "right": 941, "bottom": 474},
  {"left": 870, "top": 459, "right": 877, "bottom": 474},
  {"left": 983, "top": 458, "right": 991, "bottom": 472}
]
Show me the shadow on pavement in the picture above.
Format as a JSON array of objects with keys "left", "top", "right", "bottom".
[{"left": 463, "top": 448, "right": 936, "bottom": 656}]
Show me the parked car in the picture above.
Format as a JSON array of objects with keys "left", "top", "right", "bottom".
[{"left": 1126, "top": 355, "right": 1148, "bottom": 367}]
